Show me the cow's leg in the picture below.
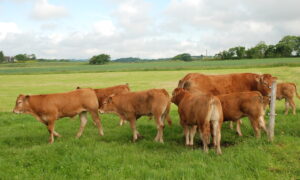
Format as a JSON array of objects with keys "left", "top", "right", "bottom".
[
  {"left": 284, "top": 99, "right": 290, "bottom": 115},
  {"left": 249, "top": 117, "right": 260, "bottom": 138},
  {"left": 236, "top": 120, "right": 243, "bottom": 136},
  {"left": 189, "top": 125, "right": 197, "bottom": 146},
  {"left": 76, "top": 112, "right": 88, "bottom": 138},
  {"left": 258, "top": 115, "right": 268, "bottom": 135},
  {"left": 129, "top": 118, "right": 138, "bottom": 142},
  {"left": 90, "top": 111, "right": 104, "bottom": 136},
  {"left": 229, "top": 121, "right": 233, "bottom": 130},
  {"left": 47, "top": 119, "right": 56, "bottom": 144},
  {"left": 183, "top": 125, "right": 190, "bottom": 146},
  {"left": 154, "top": 114, "right": 164, "bottom": 143},
  {"left": 211, "top": 119, "right": 222, "bottom": 155},
  {"left": 289, "top": 98, "right": 296, "bottom": 115},
  {"left": 199, "top": 121, "right": 210, "bottom": 153},
  {"left": 53, "top": 131, "right": 62, "bottom": 137}
]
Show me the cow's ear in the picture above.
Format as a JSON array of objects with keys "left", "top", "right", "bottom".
[
  {"left": 108, "top": 96, "right": 113, "bottom": 103},
  {"left": 76, "top": 86, "right": 81, "bottom": 89},
  {"left": 183, "top": 81, "right": 191, "bottom": 89},
  {"left": 24, "top": 95, "right": 30, "bottom": 101}
]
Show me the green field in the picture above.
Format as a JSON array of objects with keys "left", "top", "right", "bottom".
[
  {"left": 0, "top": 61, "right": 300, "bottom": 179},
  {"left": 0, "top": 57, "right": 300, "bottom": 75}
]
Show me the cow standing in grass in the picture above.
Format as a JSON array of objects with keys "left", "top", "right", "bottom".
[
  {"left": 99, "top": 89, "right": 172, "bottom": 143},
  {"left": 276, "top": 82, "right": 300, "bottom": 115},
  {"left": 171, "top": 88, "right": 223, "bottom": 154},
  {"left": 77, "top": 84, "right": 130, "bottom": 125},
  {"left": 13, "top": 88, "right": 103, "bottom": 143}
]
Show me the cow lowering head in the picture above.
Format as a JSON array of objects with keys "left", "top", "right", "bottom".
[
  {"left": 99, "top": 94, "right": 116, "bottom": 113},
  {"left": 13, "top": 94, "right": 30, "bottom": 114},
  {"left": 256, "top": 74, "right": 277, "bottom": 96},
  {"left": 171, "top": 88, "right": 186, "bottom": 105}
]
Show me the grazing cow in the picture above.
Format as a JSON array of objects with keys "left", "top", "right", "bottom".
[
  {"left": 276, "top": 82, "right": 300, "bottom": 115},
  {"left": 178, "top": 73, "right": 277, "bottom": 96},
  {"left": 171, "top": 88, "right": 223, "bottom": 154},
  {"left": 13, "top": 88, "right": 103, "bottom": 144},
  {"left": 217, "top": 91, "right": 268, "bottom": 137},
  {"left": 99, "top": 89, "right": 172, "bottom": 143},
  {"left": 77, "top": 84, "right": 130, "bottom": 125}
]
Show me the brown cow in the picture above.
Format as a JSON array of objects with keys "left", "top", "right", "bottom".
[
  {"left": 276, "top": 82, "right": 300, "bottom": 115},
  {"left": 218, "top": 91, "right": 268, "bottom": 137},
  {"left": 13, "top": 88, "right": 103, "bottom": 144},
  {"left": 178, "top": 73, "right": 277, "bottom": 96},
  {"left": 99, "top": 89, "right": 172, "bottom": 143},
  {"left": 171, "top": 88, "right": 223, "bottom": 154},
  {"left": 77, "top": 84, "right": 130, "bottom": 125}
]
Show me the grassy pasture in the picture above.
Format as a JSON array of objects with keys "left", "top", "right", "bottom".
[
  {"left": 0, "top": 57, "right": 300, "bottom": 75},
  {"left": 0, "top": 65, "right": 300, "bottom": 179}
]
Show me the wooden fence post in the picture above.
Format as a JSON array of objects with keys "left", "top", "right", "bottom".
[{"left": 268, "top": 80, "right": 277, "bottom": 141}]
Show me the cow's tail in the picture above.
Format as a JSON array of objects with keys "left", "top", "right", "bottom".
[
  {"left": 291, "top": 83, "right": 300, "bottom": 99},
  {"left": 162, "top": 101, "right": 172, "bottom": 126}
]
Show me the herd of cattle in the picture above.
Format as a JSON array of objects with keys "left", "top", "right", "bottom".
[{"left": 13, "top": 73, "right": 299, "bottom": 154}]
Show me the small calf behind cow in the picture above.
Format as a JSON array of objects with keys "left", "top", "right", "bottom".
[
  {"left": 171, "top": 88, "right": 223, "bottom": 154},
  {"left": 218, "top": 91, "right": 268, "bottom": 137},
  {"left": 276, "top": 82, "right": 300, "bottom": 115},
  {"left": 13, "top": 88, "right": 103, "bottom": 144},
  {"left": 99, "top": 88, "right": 172, "bottom": 143}
]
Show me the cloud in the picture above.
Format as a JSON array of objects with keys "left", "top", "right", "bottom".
[
  {"left": 93, "top": 20, "right": 117, "bottom": 37},
  {"left": 31, "top": 0, "right": 68, "bottom": 20},
  {"left": 0, "top": 22, "right": 21, "bottom": 40}
]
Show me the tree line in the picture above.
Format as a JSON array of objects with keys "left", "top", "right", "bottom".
[{"left": 215, "top": 35, "right": 300, "bottom": 60}]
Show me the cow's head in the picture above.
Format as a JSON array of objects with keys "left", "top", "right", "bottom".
[
  {"left": 171, "top": 88, "right": 186, "bottom": 105},
  {"left": 13, "top": 94, "right": 30, "bottom": 114},
  {"left": 256, "top": 74, "right": 277, "bottom": 96},
  {"left": 99, "top": 94, "right": 116, "bottom": 114}
]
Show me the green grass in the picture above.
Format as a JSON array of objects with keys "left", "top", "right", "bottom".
[
  {"left": 0, "top": 66, "right": 300, "bottom": 179},
  {"left": 0, "top": 57, "right": 300, "bottom": 75}
]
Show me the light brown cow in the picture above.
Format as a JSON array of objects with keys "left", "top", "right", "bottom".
[
  {"left": 99, "top": 89, "right": 172, "bottom": 143},
  {"left": 13, "top": 88, "right": 103, "bottom": 143},
  {"left": 171, "top": 88, "right": 223, "bottom": 154},
  {"left": 178, "top": 73, "right": 277, "bottom": 96},
  {"left": 77, "top": 84, "right": 130, "bottom": 125},
  {"left": 218, "top": 91, "right": 268, "bottom": 137},
  {"left": 276, "top": 82, "right": 300, "bottom": 115}
]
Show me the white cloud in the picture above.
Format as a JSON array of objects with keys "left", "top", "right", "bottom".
[
  {"left": 93, "top": 20, "right": 117, "bottom": 37},
  {"left": 31, "top": 0, "right": 68, "bottom": 20},
  {"left": 0, "top": 22, "right": 21, "bottom": 40}
]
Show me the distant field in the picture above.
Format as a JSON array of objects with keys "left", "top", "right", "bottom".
[
  {"left": 0, "top": 57, "right": 300, "bottom": 75},
  {"left": 0, "top": 65, "right": 300, "bottom": 179}
]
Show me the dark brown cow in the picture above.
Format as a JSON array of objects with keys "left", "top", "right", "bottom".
[
  {"left": 77, "top": 84, "right": 130, "bottom": 125},
  {"left": 218, "top": 91, "right": 268, "bottom": 137},
  {"left": 276, "top": 82, "right": 300, "bottom": 115},
  {"left": 178, "top": 73, "right": 277, "bottom": 96},
  {"left": 13, "top": 88, "right": 103, "bottom": 143},
  {"left": 171, "top": 88, "right": 223, "bottom": 154},
  {"left": 99, "top": 89, "right": 172, "bottom": 143}
]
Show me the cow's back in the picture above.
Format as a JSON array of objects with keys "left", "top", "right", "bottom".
[
  {"left": 179, "top": 73, "right": 257, "bottom": 95},
  {"left": 95, "top": 84, "right": 130, "bottom": 104}
]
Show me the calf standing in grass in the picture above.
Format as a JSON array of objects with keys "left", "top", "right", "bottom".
[
  {"left": 99, "top": 89, "right": 172, "bottom": 143},
  {"left": 77, "top": 84, "right": 130, "bottom": 125},
  {"left": 13, "top": 88, "right": 103, "bottom": 143},
  {"left": 171, "top": 88, "right": 223, "bottom": 154},
  {"left": 276, "top": 82, "right": 300, "bottom": 115},
  {"left": 218, "top": 91, "right": 268, "bottom": 137}
]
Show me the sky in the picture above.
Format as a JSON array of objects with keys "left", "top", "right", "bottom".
[{"left": 0, "top": 0, "right": 300, "bottom": 59}]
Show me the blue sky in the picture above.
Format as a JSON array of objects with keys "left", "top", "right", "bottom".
[{"left": 0, "top": 0, "right": 299, "bottom": 59}]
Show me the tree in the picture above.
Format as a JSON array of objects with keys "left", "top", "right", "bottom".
[
  {"left": 0, "top": 51, "right": 4, "bottom": 63},
  {"left": 172, "top": 53, "right": 192, "bottom": 61},
  {"left": 15, "top": 54, "right": 29, "bottom": 61},
  {"left": 89, "top": 54, "right": 111, "bottom": 65},
  {"left": 265, "top": 45, "right": 277, "bottom": 58},
  {"left": 246, "top": 41, "right": 268, "bottom": 59}
]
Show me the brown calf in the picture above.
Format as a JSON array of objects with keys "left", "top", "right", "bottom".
[
  {"left": 276, "top": 82, "right": 300, "bottom": 115},
  {"left": 13, "top": 88, "right": 103, "bottom": 143},
  {"left": 171, "top": 88, "right": 223, "bottom": 154},
  {"left": 218, "top": 91, "right": 268, "bottom": 137},
  {"left": 99, "top": 89, "right": 172, "bottom": 143},
  {"left": 77, "top": 84, "right": 130, "bottom": 125}
]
